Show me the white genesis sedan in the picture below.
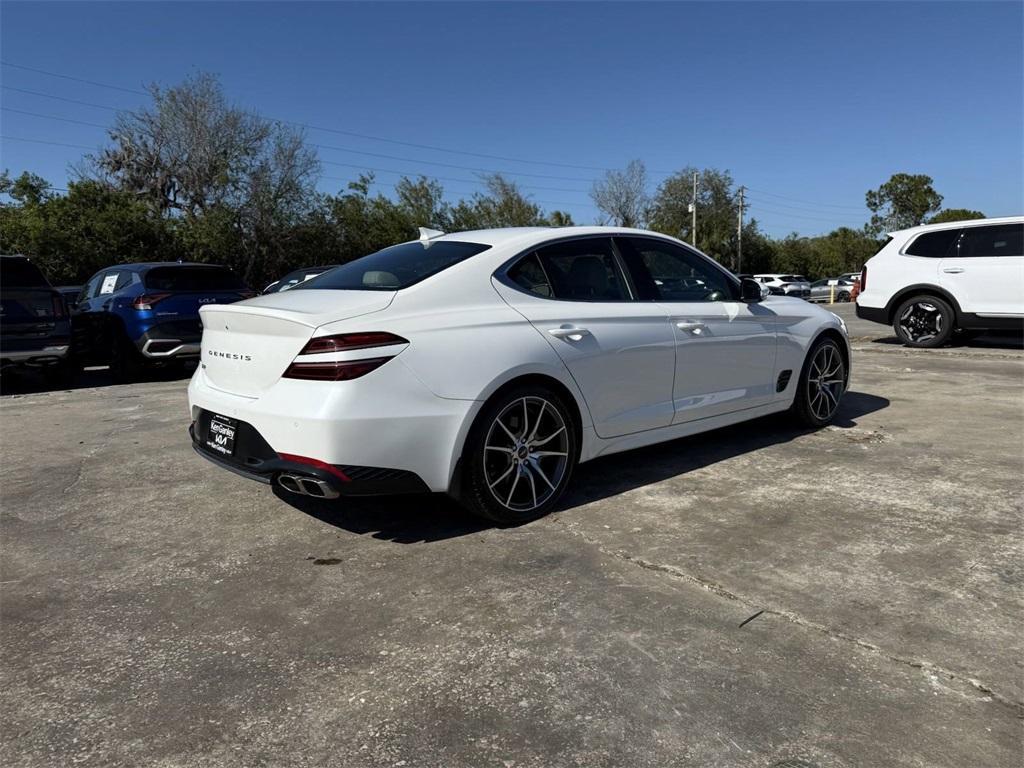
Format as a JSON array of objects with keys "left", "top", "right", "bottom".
[{"left": 189, "top": 227, "right": 849, "bottom": 523}]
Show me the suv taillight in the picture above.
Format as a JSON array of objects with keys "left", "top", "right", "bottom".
[
  {"left": 860, "top": 266, "right": 867, "bottom": 291},
  {"left": 132, "top": 293, "right": 171, "bottom": 310},
  {"left": 282, "top": 332, "right": 409, "bottom": 382},
  {"left": 51, "top": 295, "right": 66, "bottom": 319}
]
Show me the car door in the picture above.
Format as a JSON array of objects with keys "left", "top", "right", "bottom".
[
  {"left": 938, "top": 223, "right": 1024, "bottom": 316},
  {"left": 496, "top": 236, "right": 676, "bottom": 438},
  {"left": 615, "top": 236, "right": 777, "bottom": 424}
]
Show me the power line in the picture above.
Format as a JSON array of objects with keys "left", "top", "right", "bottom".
[
  {"left": 2, "top": 61, "right": 874, "bottom": 214},
  {"left": 1, "top": 60, "right": 615, "bottom": 173},
  {"left": 1, "top": 135, "right": 96, "bottom": 151},
  {"left": 0, "top": 136, "right": 588, "bottom": 209},
  {"left": 743, "top": 185, "right": 864, "bottom": 212},
  {"left": 2, "top": 106, "right": 108, "bottom": 129},
  {"left": 2, "top": 103, "right": 600, "bottom": 184},
  {"left": 0, "top": 61, "right": 148, "bottom": 96}
]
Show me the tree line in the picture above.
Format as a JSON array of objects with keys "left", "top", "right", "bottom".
[{"left": 0, "top": 73, "right": 984, "bottom": 289}]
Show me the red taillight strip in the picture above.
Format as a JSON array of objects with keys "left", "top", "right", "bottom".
[
  {"left": 300, "top": 332, "right": 408, "bottom": 355},
  {"left": 133, "top": 293, "right": 172, "bottom": 310},
  {"left": 278, "top": 453, "right": 351, "bottom": 483},
  {"left": 282, "top": 357, "right": 391, "bottom": 381}
]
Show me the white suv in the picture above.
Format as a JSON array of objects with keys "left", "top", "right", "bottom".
[
  {"left": 856, "top": 217, "right": 1023, "bottom": 347},
  {"left": 753, "top": 274, "right": 811, "bottom": 298}
]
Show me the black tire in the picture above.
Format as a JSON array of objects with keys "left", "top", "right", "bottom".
[
  {"left": 791, "top": 337, "right": 847, "bottom": 428},
  {"left": 893, "top": 294, "right": 954, "bottom": 348},
  {"left": 458, "top": 384, "right": 578, "bottom": 524},
  {"left": 837, "top": 291, "right": 851, "bottom": 303},
  {"left": 109, "top": 332, "right": 144, "bottom": 383}
]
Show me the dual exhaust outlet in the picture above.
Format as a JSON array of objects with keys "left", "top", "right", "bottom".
[{"left": 276, "top": 473, "right": 340, "bottom": 499}]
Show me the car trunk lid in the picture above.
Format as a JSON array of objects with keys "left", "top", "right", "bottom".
[{"left": 198, "top": 290, "right": 395, "bottom": 397}]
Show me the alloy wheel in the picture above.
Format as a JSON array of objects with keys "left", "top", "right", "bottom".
[
  {"left": 898, "top": 301, "right": 943, "bottom": 344},
  {"left": 483, "top": 396, "right": 570, "bottom": 513},
  {"left": 807, "top": 344, "right": 845, "bottom": 421}
]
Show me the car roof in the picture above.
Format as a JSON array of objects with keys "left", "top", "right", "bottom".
[
  {"left": 433, "top": 226, "right": 675, "bottom": 248},
  {"left": 889, "top": 215, "right": 1023, "bottom": 237},
  {"left": 100, "top": 262, "right": 232, "bottom": 272}
]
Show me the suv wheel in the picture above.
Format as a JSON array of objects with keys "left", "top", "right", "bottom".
[
  {"left": 893, "top": 295, "right": 954, "bottom": 348},
  {"left": 459, "top": 385, "right": 578, "bottom": 525}
]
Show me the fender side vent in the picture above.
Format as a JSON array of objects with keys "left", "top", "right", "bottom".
[{"left": 776, "top": 370, "right": 793, "bottom": 392}]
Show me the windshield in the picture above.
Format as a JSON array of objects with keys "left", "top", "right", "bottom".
[
  {"left": 144, "top": 266, "right": 247, "bottom": 291},
  {"left": 296, "top": 240, "right": 490, "bottom": 291}
]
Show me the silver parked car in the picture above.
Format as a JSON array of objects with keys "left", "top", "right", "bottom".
[{"left": 809, "top": 278, "right": 855, "bottom": 303}]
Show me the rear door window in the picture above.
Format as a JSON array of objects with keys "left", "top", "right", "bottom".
[
  {"left": 956, "top": 224, "right": 1024, "bottom": 258},
  {"left": 144, "top": 266, "right": 247, "bottom": 291},
  {"left": 905, "top": 229, "right": 961, "bottom": 258},
  {"left": 531, "top": 238, "right": 629, "bottom": 301}
]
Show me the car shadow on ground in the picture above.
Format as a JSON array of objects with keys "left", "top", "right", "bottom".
[
  {"left": 560, "top": 390, "right": 889, "bottom": 511},
  {"left": 275, "top": 390, "right": 889, "bottom": 543},
  {"left": 0, "top": 362, "right": 196, "bottom": 396},
  {"left": 868, "top": 331, "right": 1023, "bottom": 351},
  {"left": 272, "top": 486, "right": 492, "bottom": 544}
]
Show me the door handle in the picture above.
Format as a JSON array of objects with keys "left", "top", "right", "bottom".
[
  {"left": 547, "top": 326, "right": 591, "bottom": 341},
  {"left": 675, "top": 321, "right": 707, "bottom": 334},
  {"left": 943, "top": 267, "right": 965, "bottom": 274}
]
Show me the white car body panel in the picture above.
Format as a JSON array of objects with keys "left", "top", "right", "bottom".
[{"left": 189, "top": 226, "right": 848, "bottom": 494}]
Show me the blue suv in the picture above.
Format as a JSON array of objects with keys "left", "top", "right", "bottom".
[{"left": 74, "top": 262, "right": 252, "bottom": 381}]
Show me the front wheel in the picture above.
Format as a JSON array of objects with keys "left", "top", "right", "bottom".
[
  {"left": 893, "top": 295, "right": 954, "bottom": 348},
  {"left": 459, "top": 386, "right": 578, "bottom": 524},
  {"left": 791, "top": 337, "right": 847, "bottom": 428}
]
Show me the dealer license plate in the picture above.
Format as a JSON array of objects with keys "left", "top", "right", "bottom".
[{"left": 206, "top": 414, "right": 236, "bottom": 456}]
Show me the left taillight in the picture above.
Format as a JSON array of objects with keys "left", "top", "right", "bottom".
[
  {"left": 132, "top": 293, "right": 171, "bottom": 310},
  {"left": 51, "top": 295, "right": 66, "bottom": 319},
  {"left": 282, "top": 332, "right": 408, "bottom": 382}
]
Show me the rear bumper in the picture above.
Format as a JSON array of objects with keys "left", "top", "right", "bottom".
[
  {"left": 187, "top": 360, "right": 478, "bottom": 493},
  {"left": 855, "top": 302, "right": 888, "bottom": 325},
  {"left": 136, "top": 326, "right": 202, "bottom": 359},
  {"left": 189, "top": 417, "right": 429, "bottom": 496},
  {"left": 0, "top": 339, "right": 71, "bottom": 367}
]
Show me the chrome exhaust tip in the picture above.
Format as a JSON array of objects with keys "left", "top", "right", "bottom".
[{"left": 276, "top": 473, "right": 340, "bottom": 499}]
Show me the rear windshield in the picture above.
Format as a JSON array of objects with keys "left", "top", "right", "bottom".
[
  {"left": 1, "top": 257, "right": 50, "bottom": 288},
  {"left": 780, "top": 275, "right": 803, "bottom": 282},
  {"left": 144, "top": 266, "right": 247, "bottom": 292},
  {"left": 296, "top": 240, "right": 491, "bottom": 291}
]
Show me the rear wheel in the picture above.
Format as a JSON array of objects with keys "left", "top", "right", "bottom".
[
  {"left": 459, "top": 385, "right": 578, "bottom": 524},
  {"left": 837, "top": 290, "right": 851, "bottom": 303},
  {"left": 893, "top": 294, "right": 954, "bottom": 348},
  {"left": 791, "top": 337, "right": 846, "bottom": 428}
]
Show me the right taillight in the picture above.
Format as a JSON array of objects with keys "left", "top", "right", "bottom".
[
  {"left": 282, "top": 332, "right": 409, "bottom": 382},
  {"left": 860, "top": 266, "right": 867, "bottom": 291},
  {"left": 283, "top": 357, "right": 393, "bottom": 381},
  {"left": 132, "top": 293, "right": 172, "bottom": 310},
  {"left": 298, "top": 332, "right": 408, "bottom": 355}
]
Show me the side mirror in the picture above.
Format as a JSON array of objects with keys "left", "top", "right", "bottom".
[{"left": 740, "top": 277, "right": 767, "bottom": 302}]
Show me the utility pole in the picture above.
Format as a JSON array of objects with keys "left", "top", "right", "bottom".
[
  {"left": 690, "top": 171, "right": 698, "bottom": 246},
  {"left": 737, "top": 186, "right": 745, "bottom": 273}
]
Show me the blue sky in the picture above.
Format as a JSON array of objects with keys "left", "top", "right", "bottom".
[{"left": 1, "top": 1, "right": 1021, "bottom": 236}]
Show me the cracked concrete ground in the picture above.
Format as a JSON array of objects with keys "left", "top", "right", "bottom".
[{"left": 2, "top": 304, "right": 1022, "bottom": 767}]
